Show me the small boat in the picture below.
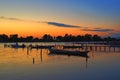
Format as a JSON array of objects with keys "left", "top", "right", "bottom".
[
  {"left": 11, "top": 43, "right": 26, "bottom": 48},
  {"left": 49, "top": 48, "right": 89, "bottom": 57}
]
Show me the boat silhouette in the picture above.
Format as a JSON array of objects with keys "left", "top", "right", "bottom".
[
  {"left": 11, "top": 43, "right": 26, "bottom": 48},
  {"left": 49, "top": 48, "right": 89, "bottom": 57}
]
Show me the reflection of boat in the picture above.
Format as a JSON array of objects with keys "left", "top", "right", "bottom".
[{"left": 49, "top": 48, "right": 89, "bottom": 57}]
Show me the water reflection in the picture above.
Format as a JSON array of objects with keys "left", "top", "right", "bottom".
[
  {"left": 0, "top": 43, "right": 120, "bottom": 80},
  {"left": 33, "top": 57, "right": 35, "bottom": 64},
  {"left": 40, "top": 52, "right": 42, "bottom": 63}
]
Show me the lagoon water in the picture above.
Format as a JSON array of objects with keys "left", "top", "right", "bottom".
[{"left": 0, "top": 43, "right": 120, "bottom": 80}]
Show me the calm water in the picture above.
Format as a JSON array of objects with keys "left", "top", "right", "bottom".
[{"left": 0, "top": 43, "right": 120, "bottom": 80}]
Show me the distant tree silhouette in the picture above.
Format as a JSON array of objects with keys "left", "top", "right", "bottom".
[
  {"left": 56, "top": 36, "right": 63, "bottom": 42},
  {"left": 0, "top": 33, "right": 119, "bottom": 42},
  {"left": 104, "top": 36, "right": 116, "bottom": 42},
  {"left": 92, "top": 35, "right": 102, "bottom": 41},
  {"left": 26, "top": 36, "right": 33, "bottom": 42},
  {"left": 0, "top": 34, "right": 9, "bottom": 42},
  {"left": 83, "top": 34, "right": 92, "bottom": 41},
  {"left": 76, "top": 35, "right": 82, "bottom": 41},
  {"left": 42, "top": 34, "right": 53, "bottom": 42},
  {"left": 10, "top": 34, "right": 18, "bottom": 42},
  {"left": 63, "top": 34, "right": 76, "bottom": 42},
  {"left": 33, "top": 38, "right": 41, "bottom": 42}
]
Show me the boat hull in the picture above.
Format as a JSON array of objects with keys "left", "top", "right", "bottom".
[{"left": 49, "top": 48, "right": 89, "bottom": 57}]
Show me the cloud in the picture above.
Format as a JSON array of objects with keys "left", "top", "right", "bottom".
[
  {"left": 45, "top": 22, "right": 81, "bottom": 28},
  {"left": 81, "top": 28, "right": 114, "bottom": 32},
  {"left": 0, "top": 16, "right": 43, "bottom": 23},
  {"left": 0, "top": 16, "right": 24, "bottom": 21},
  {"left": 0, "top": 16, "right": 82, "bottom": 28}
]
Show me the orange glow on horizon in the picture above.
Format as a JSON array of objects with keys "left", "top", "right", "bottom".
[{"left": 0, "top": 19, "right": 112, "bottom": 38}]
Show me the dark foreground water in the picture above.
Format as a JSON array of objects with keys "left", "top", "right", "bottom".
[{"left": 0, "top": 43, "right": 120, "bottom": 80}]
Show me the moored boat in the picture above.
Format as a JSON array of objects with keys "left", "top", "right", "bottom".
[
  {"left": 49, "top": 48, "right": 89, "bottom": 57},
  {"left": 11, "top": 43, "right": 26, "bottom": 48}
]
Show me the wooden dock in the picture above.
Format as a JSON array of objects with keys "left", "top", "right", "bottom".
[{"left": 4, "top": 43, "right": 120, "bottom": 52}]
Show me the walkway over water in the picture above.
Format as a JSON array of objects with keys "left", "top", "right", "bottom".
[{"left": 4, "top": 42, "right": 120, "bottom": 52}]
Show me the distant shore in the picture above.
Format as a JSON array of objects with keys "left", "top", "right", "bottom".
[{"left": 0, "top": 34, "right": 120, "bottom": 42}]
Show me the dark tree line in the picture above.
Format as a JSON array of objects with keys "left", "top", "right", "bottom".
[{"left": 0, "top": 34, "right": 119, "bottom": 42}]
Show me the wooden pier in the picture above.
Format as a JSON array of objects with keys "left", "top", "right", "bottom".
[
  {"left": 4, "top": 43, "right": 120, "bottom": 52},
  {"left": 82, "top": 45, "right": 120, "bottom": 52}
]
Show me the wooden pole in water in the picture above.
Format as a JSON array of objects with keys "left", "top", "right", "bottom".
[
  {"left": 90, "top": 46, "right": 92, "bottom": 51},
  {"left": 33, "top": 58, "right": 35, "bottom": 64},
  {"left": 108, "top": 46, "right": 111, "bottom": 52},
  {"left": 118, "top": 46, "right": 120, "bottom": 52},
  {"left": 95, "top": 46, "right": 97, "bottom": 51},
  {"left": 99, "top": 46, "right": 101, "bottom": 51},
  {"left": 119, "top": 47, "right": 120, "bottom": 52},
  {"left": 104, "top": 46, "right": 106, "bottom": 52},
  {"left": 40, "top": 49, "right": 42, "bottom": 54},
  {"left": 113, "top": 47, "right": 115, "bottom": 52}
]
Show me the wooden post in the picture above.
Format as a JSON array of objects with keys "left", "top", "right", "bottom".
[
  {"left": 95, "top": 46, "right": 97, "bottom": 51},
  {"left": 40, "top": 49, "right": 42, "bottom": 54},
  {"left": 85, "top": 46, "right": 88, "bottom": 51},
  {"left": 33, "top": 58, "right": 35, "bottom": 64},
  {"left": 118, "top": 46, "right": 120, "bottom": 52},
  {"left": 99, "top": 46, "right": 101, "bottom": 51},
  {"left": 108, "top": 46, "right": 111, "bottom": 52},
  {"left": 90, "top": 46, "right": 92, "bottom": 51},
  {"left": 104, "top": 46, "right": 106, "bottom": 52},
  {"left": 113, "top": 47, "right": 115, "bottom": 52}
]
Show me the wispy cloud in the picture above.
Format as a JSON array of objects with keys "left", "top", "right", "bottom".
[
  {"left": 0, "top": 16, "right": 24, "bottom": 21},
  {"left": 81, "top": 28, "right": 114, "bottom": 32},
  {"left": 0, "top": 16, "right": 83, "bottom": 28},
  {"left": 0, "top": 16, "right": 43, "bottom": 23},
  {"left": 44, "top": 22, "right": 81, "bottom": 28}
]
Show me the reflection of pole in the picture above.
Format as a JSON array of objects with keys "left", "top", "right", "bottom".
[
  {"left": 86, "top": 57, "right": 88, "bottom": 69},
  {"left": 118, "top": 46, "right": 120, "bottom": 52},
  {"left": 92, "top": 51, "right": 94, "bottom": 59},
  {"left": 40, "top": 49, "right": 42, "bottom": 63}
]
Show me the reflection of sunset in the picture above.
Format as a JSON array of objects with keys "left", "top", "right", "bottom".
[{"left": 1, "top": 45, "right": 120, "bottom": 66}]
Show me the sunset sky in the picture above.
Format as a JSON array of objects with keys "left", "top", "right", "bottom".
[{"left": 0, "top": 0, "right": 120, "bottom": 37}]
